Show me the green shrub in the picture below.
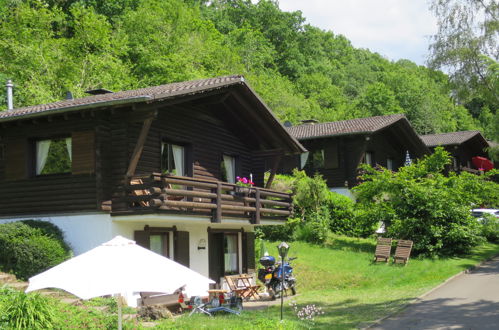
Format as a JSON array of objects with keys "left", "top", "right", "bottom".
[
  {"left": 354, "top": 147, "right": 490, "bottom": 257},
  {"left": 480, "top": 214, "right": 499, "bottom": 243},
  {"left": 0, "top": 286, "right": 56, "bottom": 329},
  {"left": 0, "top": 221, "right": 71, "bottom": 280}
]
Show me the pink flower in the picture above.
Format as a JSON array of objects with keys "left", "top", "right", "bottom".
[
  {"left": 249, "top": 181, "right": 254, "bottom": 185},
  {"left": 242, "top": 177, "right": 248, "bottom": 184}
]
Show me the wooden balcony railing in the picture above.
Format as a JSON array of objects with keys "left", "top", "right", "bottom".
[{"left": 119, "top": 173, "right": 292, "bottom": 223}]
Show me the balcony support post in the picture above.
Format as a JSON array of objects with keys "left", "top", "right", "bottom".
[
  {"left": 211, "top": 181, "right": 222, "bottom": 223},
  {"left": 252, "top": 187, "right": 261, "bottom": 224}
]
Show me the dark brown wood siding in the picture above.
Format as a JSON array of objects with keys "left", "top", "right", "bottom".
[
  {"left": 72, "top": 131, "right": 95, "bottom": 174},
  {"left": 0, "top": 116, "right": 99, "bottom": 216},
  {"left": 131, "top": 106, "right": 254, "bottom": 182}
]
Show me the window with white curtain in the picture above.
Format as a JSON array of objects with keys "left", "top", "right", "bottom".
[
  {"left": 221, "top": 154, "right": 236, "bottom": 183},
  {"left": 387, "top": 158, "right": 394, "bottom": 170},
  {"left": 224, "top": 234, "right": 238, "bottom": 274},
  {"left": 161, "top": 143, "right": 185, "bottom": 176},
  {"left": 36, "top": 138, "right": 72, "bottom": 175}
]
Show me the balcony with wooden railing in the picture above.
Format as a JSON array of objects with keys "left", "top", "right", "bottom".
[{"left": 110, "top": 173, "right": 292, "bottom": 223}]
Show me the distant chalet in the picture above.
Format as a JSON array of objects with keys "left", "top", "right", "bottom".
[{"left": 282, "top": 114, "right": 429, "bottom": 189}]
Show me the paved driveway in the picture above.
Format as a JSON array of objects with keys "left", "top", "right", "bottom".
[{"left": 370, "top": 257, "right": 499, "bottom": 330}]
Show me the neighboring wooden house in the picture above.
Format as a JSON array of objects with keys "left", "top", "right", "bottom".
[
  {"left": 281, "top": 114, "right": 429, "bottom": 195},
  {"left": 0, "top": 75, "right": 304, "bottom": 284},
  {"left": 420, "top": 131, "right": 490, "bottom": 173}
]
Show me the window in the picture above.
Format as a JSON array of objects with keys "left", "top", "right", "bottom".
[
  {"left": 149, "top": 233, "right": 169, "bottom": 257},
  {"left": 387, "top": 158, "right": 394, "bottom": 170},
  {"left": 221, "top": 154, "right": 236, "bottom": 183},
  {"left": 224, "top": 234, "right": 239, "bottom": 274},
  {"left": 364, "top": 152, "right": 373, "bottom": 166},
  {"left": 161, "top": 143, "right": 185, "bottom": 176},
  {"left": 305, "top": 149, "right": 324, "bottom": 171},
  {"left": 36, "top": 138, "right": 71, "bottom": 175}
]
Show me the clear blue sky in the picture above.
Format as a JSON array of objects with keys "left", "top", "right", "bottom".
[{"left": 278, "top": 0, "right": 438, "bottom": 66}]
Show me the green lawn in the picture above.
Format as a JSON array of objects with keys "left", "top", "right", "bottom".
[{"left": 151, "top": 236, "right": 499, "bottom": 329}]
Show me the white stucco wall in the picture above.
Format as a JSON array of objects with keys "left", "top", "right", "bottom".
[
  {"left": 0, "top": 213, "right": 255, "bottom": 281},
  {"left": 330, "top": 187, "right": 356, "bottom": 201},
  {"left": 0, "top": 213, "right": 113, "bottom": 255}
]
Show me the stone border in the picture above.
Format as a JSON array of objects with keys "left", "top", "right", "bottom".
[{"left": 361, "top": 255, "right": 499, "bottom": 329}]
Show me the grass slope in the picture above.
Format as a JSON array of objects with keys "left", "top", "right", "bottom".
[{"left": 155, "top": 236, "right": 499, "bottom": 329}]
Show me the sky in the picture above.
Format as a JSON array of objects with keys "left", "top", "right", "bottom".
[{"left": 278, "top": 0, "right": 438, "bottom": 66}]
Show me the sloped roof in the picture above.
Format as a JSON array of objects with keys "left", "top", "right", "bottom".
[
  {"left": 0, "top": 75, "right": 306, "bottom": 154},
  {"left": 0, "top": 75, "right": 244, "bottom": 122},
  {"left": 420, "top": 131, "right": 488, "bottom": 147},
  {"left": 286, "top": 114, "right": 406, "bottom": 140}
]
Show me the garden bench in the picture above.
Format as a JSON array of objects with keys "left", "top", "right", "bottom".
[
  {"left": 393, "top": 239, "right": 413, "bottom": 265},
  {"left": 374, "top": 237, "right": 392, "bottom": 262}
]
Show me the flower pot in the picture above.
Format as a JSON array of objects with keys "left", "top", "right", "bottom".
[{"left": 234, "top": 186, "right": 251, "bottom": 198}]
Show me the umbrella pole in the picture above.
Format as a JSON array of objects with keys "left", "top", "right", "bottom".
[{"left": 117, "top": 294, "right": 123, "bottom": 330}]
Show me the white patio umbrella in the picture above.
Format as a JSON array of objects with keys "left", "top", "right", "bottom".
[{"left": 26, "top": 236, "right": 214, "bottom": 329}]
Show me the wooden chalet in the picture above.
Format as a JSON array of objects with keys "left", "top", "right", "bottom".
[
  {"left": 420, "top": 131, "right": 491, "bottom": 173},
  {"left": 0, "top": 75, "right": 305, "bottom": 284},
  {"left": 281, "top": 114, "right": 429, "bottom": 194}
]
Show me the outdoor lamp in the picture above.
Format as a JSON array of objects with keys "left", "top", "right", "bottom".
[
  {"left": 197, "top": 239, "right": 207, "bottom": 250},
  {"left": 277, "top": 241, "right": 290, "bottom": 321},
  {"left": 278, "top": 241, "right": 289, "bottom": 259}
]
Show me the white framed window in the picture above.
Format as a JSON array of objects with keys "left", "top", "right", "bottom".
[
  {"left": 221, "top": 154, "right": 236, "bottom": 183},
  {"left": 161, "top": 143, "right": 185, "bottom": 176},
  {"left": 224, "top": 234, "right": 239, "bottom": 274},
  {"left": 36, "top": 137, "right": 72, "bottom": 175},
  {"left": 387, "top": 158, "right": 394, "bottom": 170},
  {"left": 364, "top": 152, "right": 373, "bottom": 166}
]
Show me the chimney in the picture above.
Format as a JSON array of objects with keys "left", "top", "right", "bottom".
[{"left": 6, "top": 80, "right": 13, "bottom": 110}]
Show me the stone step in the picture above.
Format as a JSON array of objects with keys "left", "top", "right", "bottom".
[
  {"left": 5, "top": 282, "right": 28, "bottom": 291},
  {"left": 0, "top": 273, "right": 16, "bottom": 283},
  {"left": 60, "top": 298, "right": 81, "bottom": 305}
]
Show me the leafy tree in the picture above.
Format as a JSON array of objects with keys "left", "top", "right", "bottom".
[
  {"left": 354, "top": 147, "right": 497, "bottom": 257},
  {"left": 428, "top": 0, "right": 498, "bottom": 131}
]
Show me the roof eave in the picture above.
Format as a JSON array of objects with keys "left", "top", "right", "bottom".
[{"left": 0, "top": 96, "right": 152, "bottom": 124}]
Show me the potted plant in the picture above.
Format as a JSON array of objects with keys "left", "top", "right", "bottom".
[{"left": 234, "top": 176, "right": 254, "bottom": 197}]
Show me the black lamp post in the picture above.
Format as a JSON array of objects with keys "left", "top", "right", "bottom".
[{"left": 277, "top": 241, "right": 289, "bottom": 321}]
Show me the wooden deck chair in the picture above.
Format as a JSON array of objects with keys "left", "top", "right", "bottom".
[
  {"left": 393, "top": 239, "right": 413, "bottom": 265},
  {"left": 374, "top": 237, "right": 392, "bottom": 263},
  {"left": 130, "top": 179, "right": 150, "bottom": 207}
]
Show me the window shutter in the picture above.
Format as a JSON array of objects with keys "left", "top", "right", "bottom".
[
  {"left": 5, "top": 138, "right": 26, "bottom": 181},
  {"left": 242, "top": 232, "right": 255, "bottom": 274},
  {"left": 174, "top": 231, "right": 190, "bottom": 268},
  {"left": 72, "top": 131, "right": 95, "bottom": 174},
  {"left": 134, "top": 231, "right": 150, "bottom": 249}
]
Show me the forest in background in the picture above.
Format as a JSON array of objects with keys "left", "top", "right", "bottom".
[{"left": 0, "top": 0, "right": 496, "bottom": 142}]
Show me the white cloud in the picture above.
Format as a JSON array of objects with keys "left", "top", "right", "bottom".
[{"left": 278, "top": 0, "right": 438, "bottom": 65}]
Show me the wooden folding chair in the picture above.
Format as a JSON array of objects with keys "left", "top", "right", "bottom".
[
  {"left": 224, "top": 275, "right": 260, "bottom": 301},
  {"left": 374, "top": 237, "right": 392, "bottom": 263},
  {"left": 393, "top": 239, "right": 413, "bottom": 265}
]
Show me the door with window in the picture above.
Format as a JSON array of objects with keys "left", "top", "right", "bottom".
[
  {"left": 209, "top": 231, "right": 240, "bottom": 282},
  {"left": 220, "top": 154, "right": 236, "bottom": 183},
  {"left": 134, "top": 230, "right": 170, "bottom": 258}
]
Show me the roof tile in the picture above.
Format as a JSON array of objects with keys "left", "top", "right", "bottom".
[
  {"left": 0, "top": 75, "right": 244, "bottom": 121},
  {"left": 420, "top": 131, "right": 484, "bottom": 147},
  {"left": 286, "top": 114, "right": 406, "bottom": 140}
]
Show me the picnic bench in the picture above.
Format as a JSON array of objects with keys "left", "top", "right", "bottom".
[{"left": 224, "top": 274, "right": 260, "bottom": 300}]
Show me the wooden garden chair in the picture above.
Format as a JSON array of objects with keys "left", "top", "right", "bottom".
[
  {"left": 373, "top": 237, "right": 392, "bottom": 263},
  {"left": 393, "top": 239, "right": 413, "bottom": 265},
  {"left": 224, "top": 274, "right": 260, "bottom": 300}
]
